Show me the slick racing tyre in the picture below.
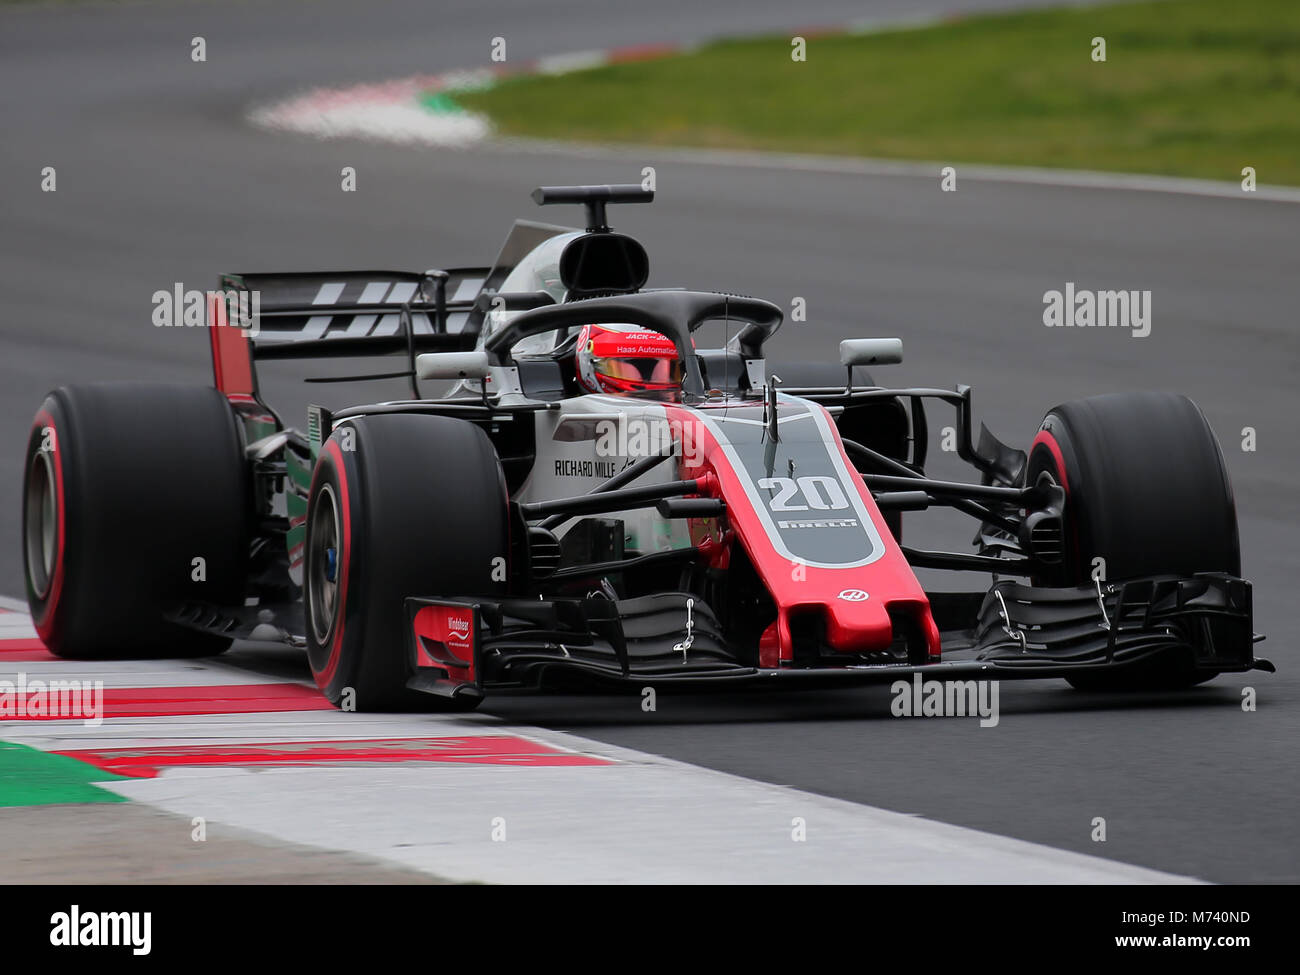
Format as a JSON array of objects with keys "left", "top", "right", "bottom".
[
  {"left": 304, "top": 414, "right": 510, "bottom": 711},
  {"left": 1024, "top": 392, "right": 1239, "bottom": 690},
  {"left": 23, "top": 383, "right": 251, "bottom": 658}
]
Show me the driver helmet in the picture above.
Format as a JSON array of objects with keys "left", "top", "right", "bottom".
[{"left": 575, "top": 323, "right": 684, "bottom": 398}]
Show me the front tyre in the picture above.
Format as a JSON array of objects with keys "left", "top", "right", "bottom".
[
  {"left": 1024, "top": 392, "right": 1239, "bottom": 690},
  {"left": 304, "top": 414, "right": 510, "bottom": 711}
]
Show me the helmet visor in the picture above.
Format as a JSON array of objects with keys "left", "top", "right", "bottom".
[{"left": 592, "top": 356, "right": 683, "bottom": 388}]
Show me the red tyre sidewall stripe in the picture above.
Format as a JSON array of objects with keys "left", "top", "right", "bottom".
[
  {"left": 1030, "top": 429, "right": 1069, "bottom": 498},
  {"left": 313, "top": 439, "right": 352, "bottom": 691},
  {"left": 31, "top": 408, "right": 66, "bottom": 643},
  {"left": 1031, "top": 427, "right": 1086, "bottom": 578}
]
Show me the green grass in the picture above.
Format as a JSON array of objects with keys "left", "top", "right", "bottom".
[
  {"left": 0, "top": 741, "right": 127, "bottom": 807},
  {"left": 451, "top": 0, "right": 1300, "bottom": 184}
]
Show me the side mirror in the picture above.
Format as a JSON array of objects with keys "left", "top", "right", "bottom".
[
  {"left": 839, "top": 337, "right": 903, "bottom": 367},
  {"left": 416, "top": 350, "right": 491, "bottom": 381}
]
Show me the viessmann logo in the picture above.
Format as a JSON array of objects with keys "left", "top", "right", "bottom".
[{"left": 837, "top": 589, "right": 870, "bottom": 602}]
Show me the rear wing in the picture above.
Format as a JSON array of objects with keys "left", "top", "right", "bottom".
[
  {"left": 225, "top": 267, "right": 489, "bottom": 360},
  {"left": 206, "top": 267, "right": 487, "bottom": 403},
  {"left": 206, "top": 219, "right": 574, "bottom": 400}
]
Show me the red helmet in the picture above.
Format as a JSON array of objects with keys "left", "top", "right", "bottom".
[{"left": 575, "top": 323, "right": 684, "bottom": 397}]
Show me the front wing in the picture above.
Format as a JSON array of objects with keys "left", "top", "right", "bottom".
[{"left": 402, "top": 572, "right": 1271, "bottom": 701}]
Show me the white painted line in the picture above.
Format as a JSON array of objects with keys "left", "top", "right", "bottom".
[
  {"left": 14, "top": 710, "right": 1203, "bottom": 884},
  {"left": 3, "top": 710, "right": 504, "bottom": 750},
  {"left": 252, "top": 95, "right": 491, "bottom": 148},
  {"left": 536, "top": 50, "right": 609, "bottom": 75},
  {"left": 0, "top": 606, "right": 1202, "bottom": 883},
  {"left": 93, "top": 733, "right": 1199, "bottom": 884},
  {"left": 0, "top": 661, "right": 299, "bottom": 687},
  {"left": 12, "top": 707, "right": 1187, "bottom": 885}
]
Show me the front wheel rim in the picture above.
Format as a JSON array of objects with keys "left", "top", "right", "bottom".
[
  {"left": 24, "top": 449, "right": 58, "bottom": 600},
  {"left": 307, "top": 483, "right": 342, "bottom": 645}
]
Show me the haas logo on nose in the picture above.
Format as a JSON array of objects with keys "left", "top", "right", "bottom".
[{"left": 837, "top": 589, "right": 870, "bottom": 602}]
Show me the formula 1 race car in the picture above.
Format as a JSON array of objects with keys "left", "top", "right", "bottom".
[{"left": 22, "top": 184, "right": 1272, "bottom": 710}]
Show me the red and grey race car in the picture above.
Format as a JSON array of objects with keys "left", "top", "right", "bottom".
[{"left": 22, "top": 184, "right": 1272, "bottom": 710}]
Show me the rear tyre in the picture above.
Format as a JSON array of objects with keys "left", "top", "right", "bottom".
[
  {"left": 1024, "top": 392, "right": 1239, "bottom": 690},
  {"left": 304, "top": 414, "right": 510, "bottom": 711},
  {"left": 23, "top": 383, "right": 251, "bottom": 658}
]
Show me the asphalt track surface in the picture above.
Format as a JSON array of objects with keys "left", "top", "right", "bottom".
[{"left": 1, "top": 0, "right": 1296, "bottom": 883}]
